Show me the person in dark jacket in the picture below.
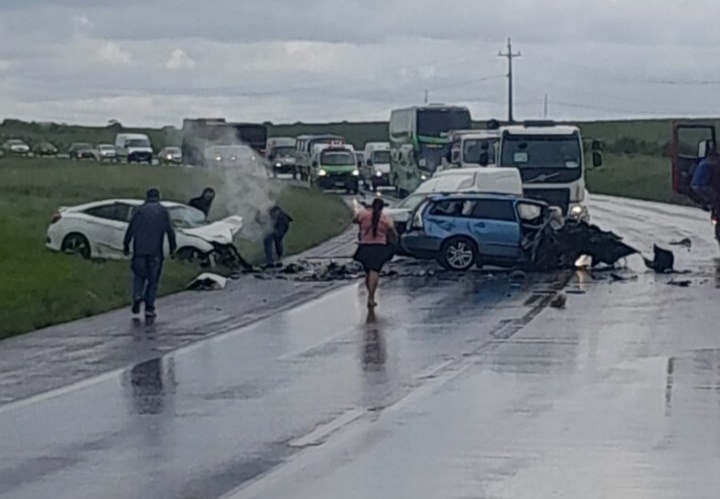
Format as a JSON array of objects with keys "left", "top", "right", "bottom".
[
  {"left": 123, "top": 188, "right": 177, "bottom": 321},
  {"left": 263, "top": 205, "right": 293, "bottom": 268},
  {"left": 188, "top": 187, "right": 215, "bottom": 218}
]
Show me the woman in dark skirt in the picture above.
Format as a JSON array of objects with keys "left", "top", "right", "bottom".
[{"left": 353, "top": 198, "right": 397, "bottom": 308}]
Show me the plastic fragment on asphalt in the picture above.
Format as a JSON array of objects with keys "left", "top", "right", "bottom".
[
  {"left": 187, "top": 273, "right": 227, "bottom": 290},
  {"left": 667, "top": 279, "right": 691, "bottom": 287},
  {"left": 550, "top": 293, "right": 567, "bottom": 308}
]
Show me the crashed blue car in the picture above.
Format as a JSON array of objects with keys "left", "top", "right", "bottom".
[
  {"left": 401, "top": 192, "right": 639, "bottom": 271},
  {"left": 401, "top": 192, "right": 555, "bottom": 271}
]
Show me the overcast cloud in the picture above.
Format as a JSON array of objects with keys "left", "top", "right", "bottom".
[{"left": 1, "top": 0, "right": 719, "bottom": 126}]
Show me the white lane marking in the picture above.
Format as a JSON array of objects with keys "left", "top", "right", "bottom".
[{"left": 288, "top": 409, "right": 366, "bottom": 448}]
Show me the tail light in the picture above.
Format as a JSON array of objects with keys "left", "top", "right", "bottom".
[
  {"left": 712, "top": 215, "right": 717, "bottom": 226},
  {"left": 50, "top": 212, "right": 62, "bottom": 224}
]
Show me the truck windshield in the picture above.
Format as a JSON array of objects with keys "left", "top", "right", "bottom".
[
  {"left": 372, "top": 151, "right": 391, "bottom": 164},
  {"left": 501, "top": 134, "right": 581, "bottom": 168},
  {"left": 417, "top": 109, "right": 471, "bottom": 137},
  {"left": 127, "top": 139, "right": 150, "bottom": 147},
  {"left": 463, "top": 139, "right": 496, "bottom": 165},
  {"left": 418, "top": 143, "right": 450, "bottom": 172},
  {"left": 321, "top": 151, "right": 355, "bottom": 166},
  {"left": 272, "top": 146, "right": 295, "bottom": 158}
]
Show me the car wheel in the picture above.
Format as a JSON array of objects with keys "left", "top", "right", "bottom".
[
  {"left": 176, "top": 247, "right": 203, "bottom": 263},
  {"left": 438, "top": 237, "right": 477, "bottom": 271},
  {"left": 61, "top": 233, "right": 91, "bottom": 259}
]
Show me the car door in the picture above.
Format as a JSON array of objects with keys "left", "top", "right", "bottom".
[
  {"left": 83, "top": 202, "right": 131, "bottom": 257},
  {"left": 468, "top": 198, "right": 521, "bottom": 260},
  {"left": 423, "top": 198, "right": 476, "bottom": 240},
  {"left": 671, "top": 122, "right": 716, "bottom": 199}
]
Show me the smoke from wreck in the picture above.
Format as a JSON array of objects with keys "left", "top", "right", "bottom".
[{"left": 188, "top": 126, "right": 282, "bottom": 241}]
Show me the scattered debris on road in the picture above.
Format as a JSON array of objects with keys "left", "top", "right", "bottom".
[
  {"left": 187, "top": 273, "right": 228, "bottom": 291},
  {"left": 669, "top": 237, "right": 692, "bottom": 249},
  {"left": 610, "top": 272, "right": 638, "bottom": 282},
  {"left": 550, "top": 293, "right": 568, "bottom": 308},
  {"left": 644, "top": 245, "right": 675, "bottom": 273},
  {"left": 667, "top": 279, "right": 692, "bottom": 287}
]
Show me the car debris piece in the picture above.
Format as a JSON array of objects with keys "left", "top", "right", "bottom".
[
  {"left": 667, "top": 279, "right": 691, "bottom": 287},
  {"left": 669, "top": 237, "right": 692, "bottom": 248},
  {"left": 187, "top": 273, "right": 227, "bottom": 291},
  {"left": 550, "top": 293, "right": 567, "bottom": 308},
  {"left": 643, "top": 245, "right": 675, "bottom": 273},
  {"left": 610, "top": 272, "right": 638, "bottom": 282}
]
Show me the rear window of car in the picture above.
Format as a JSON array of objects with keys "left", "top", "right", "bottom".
[
  {"left": 471, "top": 199, "right": 517, "bottom": 222},
  {"left": 85, "top": 203, "right": 131, "bottom": 222},
  {"left": 429, "top": 199, "right": 476, "bottom": 217}
]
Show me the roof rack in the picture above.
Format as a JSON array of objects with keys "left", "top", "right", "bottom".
[{"left": 521, "top": 120, "right": 557, "bottom": 127}]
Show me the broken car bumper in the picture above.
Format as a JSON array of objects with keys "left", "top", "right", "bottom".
[{"left": 400, "top": 231, "right": 442, "bottom": 260}]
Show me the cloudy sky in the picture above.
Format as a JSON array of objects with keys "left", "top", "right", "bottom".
[{"left": 1, "top": 0, "right": 720, "bottom": 127}]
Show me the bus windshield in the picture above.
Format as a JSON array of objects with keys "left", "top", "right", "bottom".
[
  {"left": 417, "top": 109, "right": 471, "bottom": 137},
  {"left": 501, "top": 134, "right": 582, "bottom": 168}
]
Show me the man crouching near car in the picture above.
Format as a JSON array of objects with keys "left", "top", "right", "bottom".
[{"left": 123, "top": 188, "right": 177, "bottom": 324}]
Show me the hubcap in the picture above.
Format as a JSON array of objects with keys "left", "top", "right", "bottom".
[
  {"left": 64, "top": 236, "right": 87, "bottom": 254},
  {"left": 446, "top": 242, "right": 473, "bottom": 269}
]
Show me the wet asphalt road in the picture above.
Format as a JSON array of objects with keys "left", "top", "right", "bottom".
[{"left": 2, "top": 195, "right": 720, "bottom": 499}]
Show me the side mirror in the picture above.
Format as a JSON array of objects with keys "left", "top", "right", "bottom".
[
  {"left": 366, "top": 158, "right": 373, "bottom": 166},
  {"left": 479, "top": 152, "right": 489, "bottom": 166},
  {"left": 592, "top": 151, "right": 603, "bottom": 167},
  {"left": 312, "top": 161, "right": 318, "bottom": 167},
  {"left": 591, "top": 140, "right": 602, "bottom": 152}
]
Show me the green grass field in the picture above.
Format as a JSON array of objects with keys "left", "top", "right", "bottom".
[
  {"left": 586, "top": 153, "right": 690, "bottom": 205},
  {"left": 0, "top": 159, "right": 352, "bottom": 339}
]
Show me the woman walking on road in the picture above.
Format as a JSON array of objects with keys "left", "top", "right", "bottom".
[{"left": 353, "top": 198, "right": 397, "bottom": 308}]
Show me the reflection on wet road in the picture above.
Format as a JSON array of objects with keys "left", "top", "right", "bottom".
[{"left": 2, "top": 195, "right": 720, "bottom": 499}]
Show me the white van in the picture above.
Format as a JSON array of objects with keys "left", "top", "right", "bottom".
[
  {"left": 362, "top": 142, "right": 391, "bottom": 191},
  {"left": 385, "top": 167, "right": 523, "bottom": 233},
  {"left": 114, "top": 133, "right": 153, "bottom": 164}
]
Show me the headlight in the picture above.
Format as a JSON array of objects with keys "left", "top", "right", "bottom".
[
  {"left": 275, "top": 162, "right": 282, "bottom": 168},
  {"left": 352, "top": 169, "right": 360, "bottom": 176},
  {"left": 215, "top": 155, "right": 222, "bottom": 161},
  {"left": 375, "top": 171, "right": 382, "bottom": 177},
  {"left": 569, "top": 204, "right": 586, "bottom": 218},
  {"left": 420, "top": 174, "right": 428, "bottom": 181},
  {"left": 166, "top": 154, "right": 173, "bottom": 160},
  {"left": 231, "top": 156, "right": 237, "bottom": 161},
  {"left": 318, "top": 169, "right": 327, "bottom": 176}
]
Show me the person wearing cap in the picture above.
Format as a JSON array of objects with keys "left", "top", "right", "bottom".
[{"left": 123, "top": 188, "right": 177, "bottom": 321}]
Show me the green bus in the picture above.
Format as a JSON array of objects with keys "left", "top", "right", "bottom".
[{"left": 389, "top": 105, "right": 472, "bottom": 196}]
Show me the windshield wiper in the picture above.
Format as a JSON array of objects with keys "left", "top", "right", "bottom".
[{"left": 526, "top": 172, "right": 561, "bottom": 183}]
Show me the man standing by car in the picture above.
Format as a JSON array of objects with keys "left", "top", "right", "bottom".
[
  {"left": 123, "top": 188, "right": 177, "bottom": 324},
  {"left": 188, "top": 187, "right": 215, "bottom": 218},
  {"left": 263, "top": 204, "right": 293, "bottom": 268}
]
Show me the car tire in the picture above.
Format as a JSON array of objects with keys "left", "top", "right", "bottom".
[
  {"left": 61, "top": 233, "right": 91, "bottom": 259},
  {"left": 438, "top": 237, "right": 477, "bottom": 272}
]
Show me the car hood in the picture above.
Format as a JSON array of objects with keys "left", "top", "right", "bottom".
[
  {"left": 182, "top": 216, "right": 243, "bottom": 245},
  {"left": 384, "top": 207, "right": 411, "bottom": 223}
]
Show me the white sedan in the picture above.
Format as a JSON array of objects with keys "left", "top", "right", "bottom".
[{"left": 46, "top": 199, "right": 243, "bottom": 264}]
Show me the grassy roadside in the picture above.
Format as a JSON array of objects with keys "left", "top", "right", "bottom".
[
  {"left": 0, "top": 159, "right": 352, "bottom": 339},
  {"left": 587, "top": 153, "right": 692, "bottom": 205}
]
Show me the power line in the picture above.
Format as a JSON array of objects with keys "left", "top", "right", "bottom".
[{"left": 498, "top": 38, "right": 521, "bottom": 123}]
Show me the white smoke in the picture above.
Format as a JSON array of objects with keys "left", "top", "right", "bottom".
[{"left": 188, "top": 126, "right": 282, "bottom": 241}]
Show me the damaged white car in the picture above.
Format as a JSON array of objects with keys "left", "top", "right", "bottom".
[{"left": 46, "top": 199, "right": 244, "bottom": 267}]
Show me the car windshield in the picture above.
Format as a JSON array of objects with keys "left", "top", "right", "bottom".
[
  {"left": 396, "top": 193, "right": 428, "bottom": 211},
  {"left": 165, "top": 147, "right": 181, "bottom": 154},
  {"left": 320, "top": 151, "right": 355, "bottom": 166},
  {"left": 98, "top": 145, "right": 114, "bottom": 150},
  {"left": 501, "top": 134, "right": 582, "bottom": 168},
  {"left": 372, "top": 151, "right": 391, "bottom": 163},
  {"left": 168, "top": 206, "right": 208, "bottom": 228},
  {"left": 463, "top": 139, "right": 496, "bottom": 165},
  {"left": 127, "top": 139, "right": 150, "bottom": 147}
]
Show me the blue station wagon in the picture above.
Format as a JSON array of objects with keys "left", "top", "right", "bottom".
[{"left": 401, "top": 193, "right": 550, "bottom": 271}]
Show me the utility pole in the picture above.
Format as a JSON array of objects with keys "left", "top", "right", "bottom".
[
  {"left": 424, "top": 89, "right": 429, "bottom": 105},
  {"left": 543, "top": 93, "right": 549, "bottom": 119},
  {"left": 498, "top": 38, "right": 521, "bottom": 123}
]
